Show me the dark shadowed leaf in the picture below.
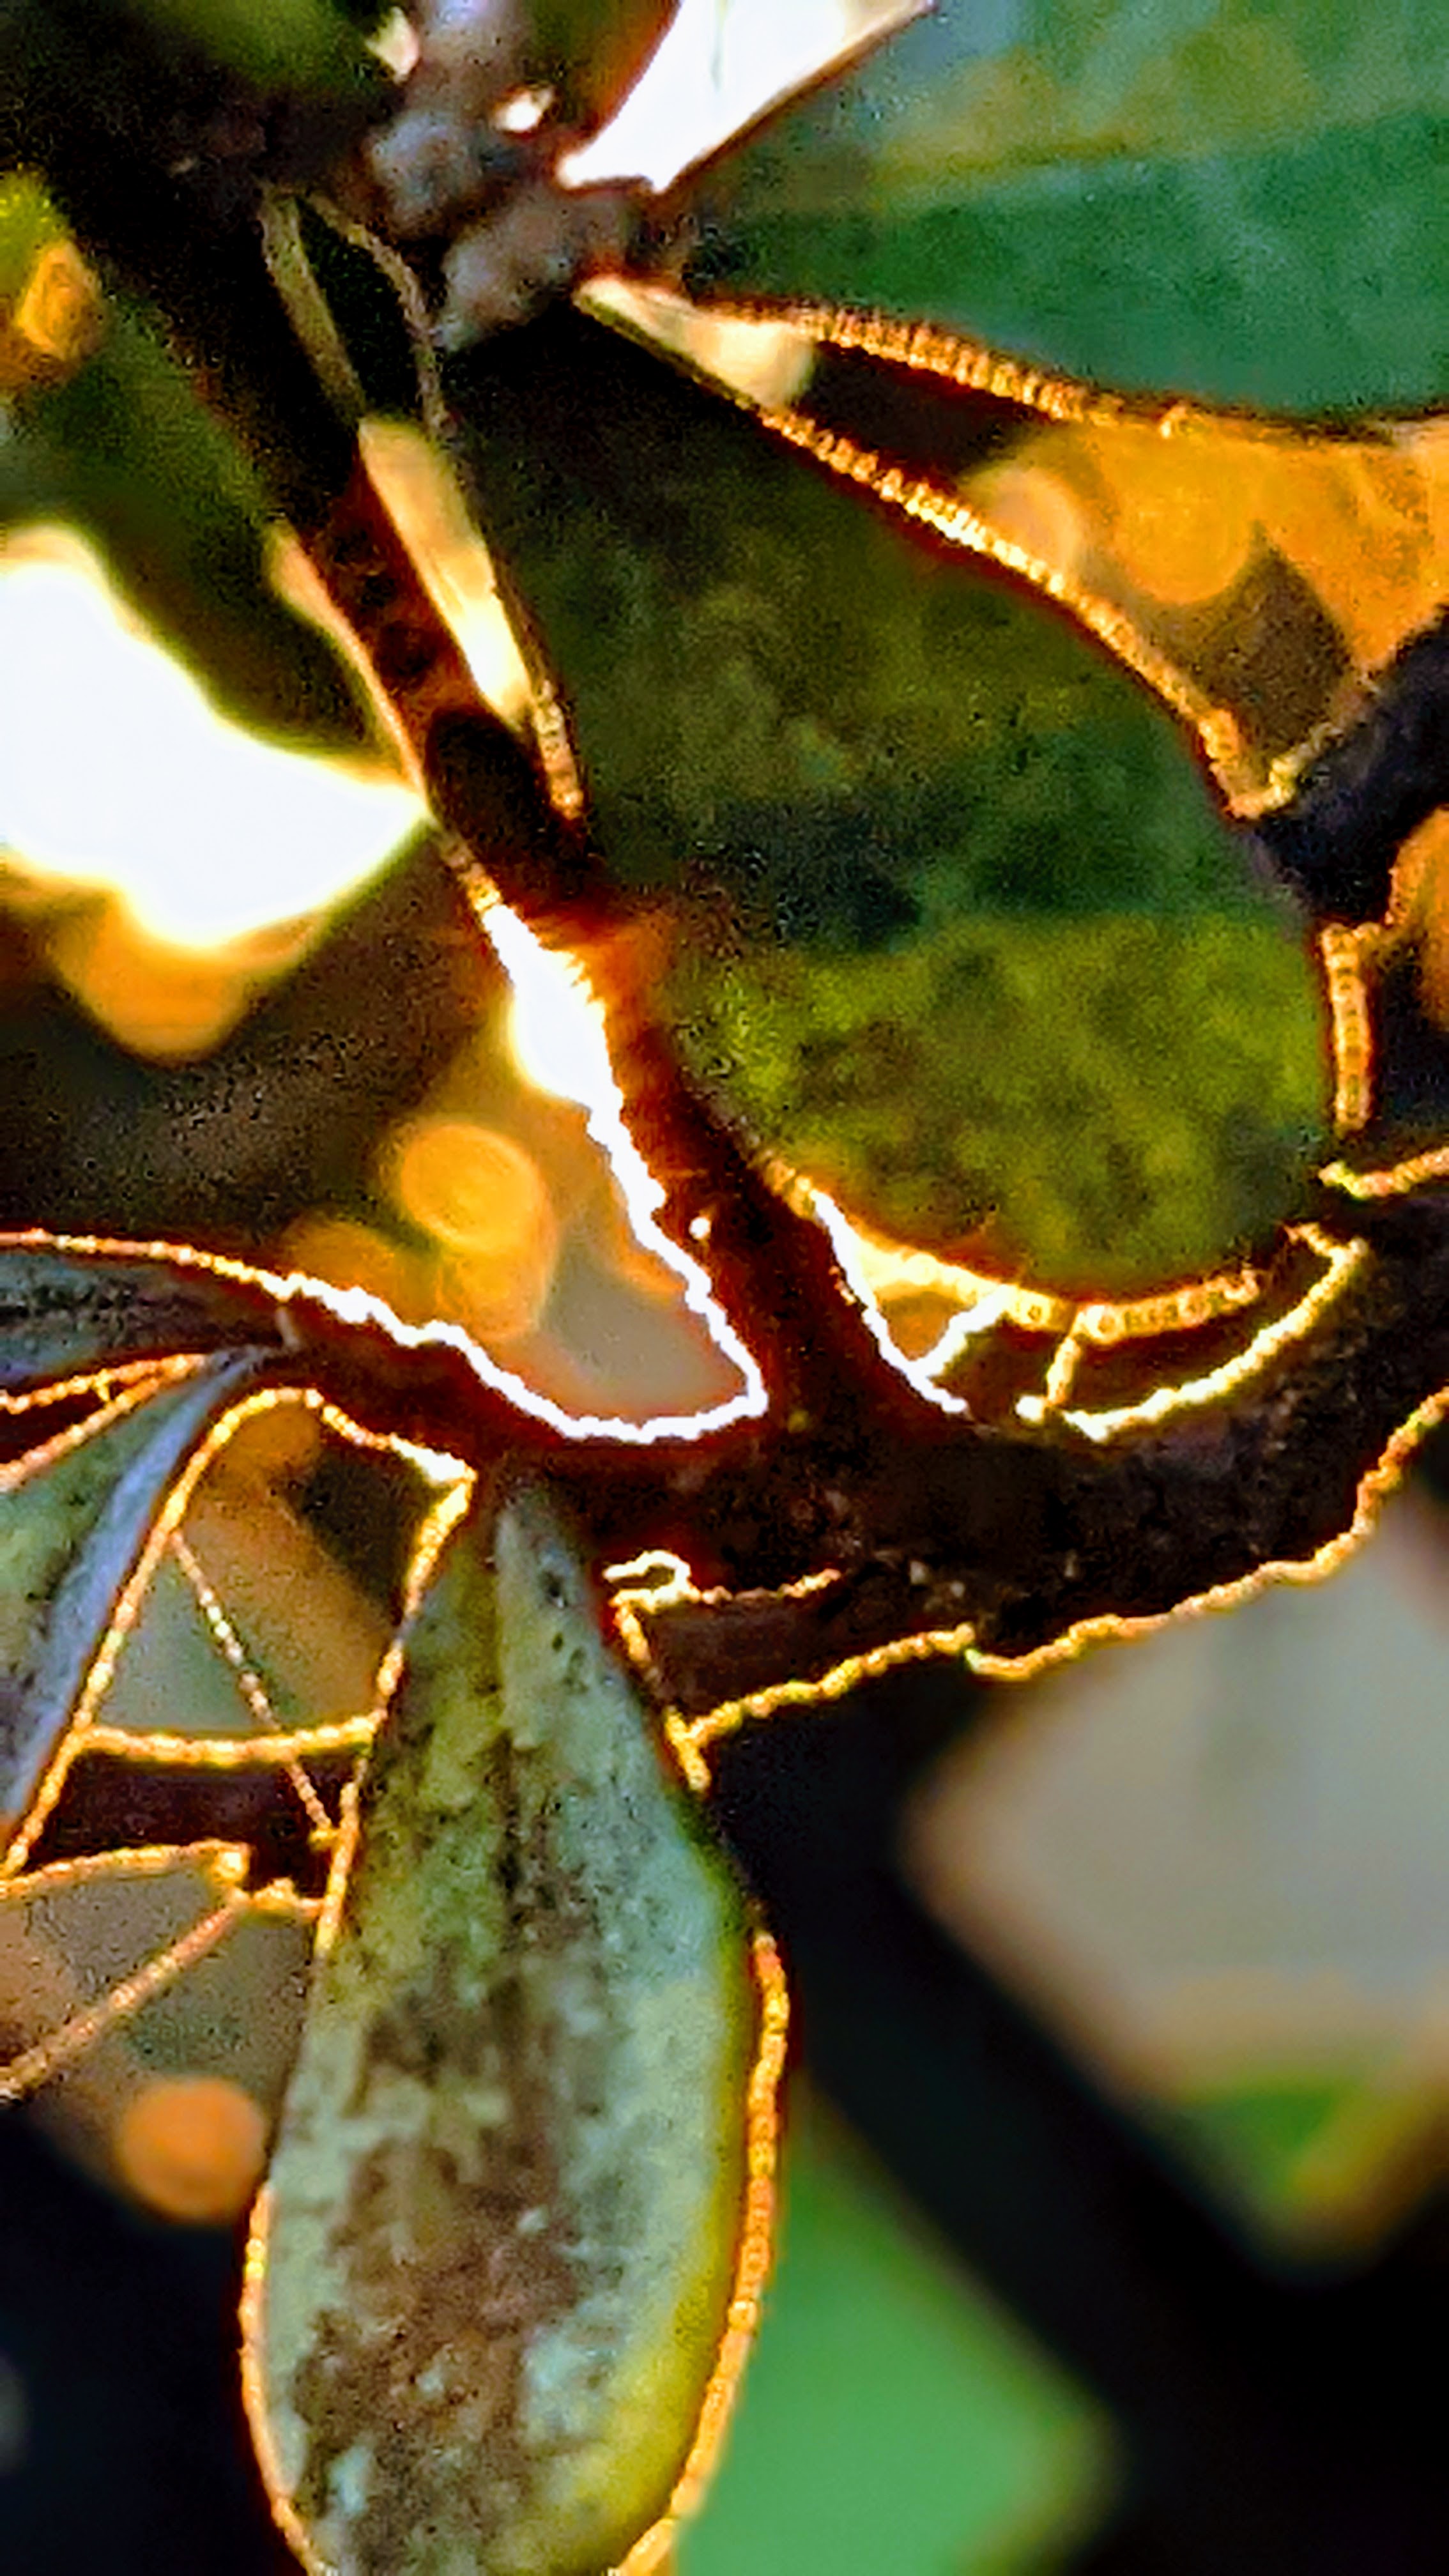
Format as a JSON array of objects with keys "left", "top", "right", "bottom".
[
  {"left": 0, "top": 1243, "right": 285, "bottom": 1395},
  {"left": 0, "top": 187, "right": 374, "bottom": 751},
  {"left": 59, "top": 0, "right": 378, "bottom": 95}
]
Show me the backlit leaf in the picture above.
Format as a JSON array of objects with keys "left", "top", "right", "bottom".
[
  {"left": 0, "top": 1352, "right": 277, "bottom": 1828},
  {"left": 249, "top": 1477, "right": 765, "bottom": 2576}
]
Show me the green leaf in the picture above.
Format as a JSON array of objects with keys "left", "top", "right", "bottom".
[
  {"left": 454, "top": 310, "right": 1328, "bottom": 1290},
  {"left": 682, "top": 2093, "right": 1109, "bottom": 2576},
  {"left": 659, "top": 0, "right": 1449, "bottom": 414},
  {"left": 86, "top": 0, "right": 378, "bottom": 95},
  {"left": 251, "top": 1476, "right": 761, "bottom": 2576},
  {"left": 0, "top": 1351, "right": 277, "bottom": 1828},
  {"left": 528, "top": 0, "right": 678, "bottom": 129}
]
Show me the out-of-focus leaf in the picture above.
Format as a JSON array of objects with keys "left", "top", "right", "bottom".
[
  {"left": 0, "top": 1353, "right": 276, "bottom": 1829},
  {"left": 656, "top": 0, "right": 1449, "bottom": 413},
  {"left": 454, "top": 309, "right": 1328, "bottom": 1289},
  {"left": 529, "top": 0, "right": 678, "bottom": 129},
  {"left": 0, "top": 1846, "right": 312, "bottom": 2214},
  {"left": 0, "top": 845, "right": 473, "bottom": 1245},
  {"left": 0, "top": 231, "right": 372, "bottom": 750},
  {"left": 250, "top": 1477, "right": 761, "bottom": 2576},
  {"left": 65, "top": 0, "right": 378, "bottom": 96}
]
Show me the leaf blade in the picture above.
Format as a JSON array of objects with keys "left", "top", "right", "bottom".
[
  {"left": 654, "top": 0, "right": 1449, "bottom": 413},
  {"left": 249, "top": 1478, "right": 767, "bottom": 2576},
  {"left": 452, "top": 309, "right": 1330, "bottom": 1292}
]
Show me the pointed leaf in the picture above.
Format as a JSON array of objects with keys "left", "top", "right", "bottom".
[
  {"left": 656, "top": 0, "right": 1449, "bottom": 414},
  {"left": 454, "top": 310, "right": 1328, "bottom": 1291},
  {"left": 249, "top": 1479, "right": 765, "bottom": 2576},
  {"left": 0, "top": 1351, "right": 274, "bottom": 1827}
]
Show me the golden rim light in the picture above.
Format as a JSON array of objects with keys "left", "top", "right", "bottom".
[
  {"left": 6, "top": 274, "right": 1447, "bottom": 1799},
  {"left": 236, "top": 1926, "right": 788, "bottom": 2576},
  {"left": 599, "top": 288, "right": 1449, "bottom": 826},
  {"left": 6, "top": 264, "right": 1440, "bottom": 1435},
  {"left": 606, "top": 1354, "right": 1449, "bottom": 1789}
]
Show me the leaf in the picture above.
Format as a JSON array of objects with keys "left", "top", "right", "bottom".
[
  {"left": 77, "top": 0, "right": 378, "bottom": 96},
  {"left": 0, "top": 843, "right": 479, "bottom": 1249},
  {"left": 524, "top": 0, "right": 678, "bottom": 130},
  {"left": 592, "top": 285, "right": 1449, "bottom": 813},
  {"left": 247, "top": 1477, "right": 766, "bottom": 2576},
  {"left": 0, "top": 1843, "right": 312, "bottom": 2221},
  {"left": 1, "top": 1351, "right": 278, "bottom": 1830},
  {"left": 655, "top": 0, "right": 1449, "bottom": 413},
  {"left": 453, "top": 308, "right": 1329, "bottom": 1291},
  {"left": 0, "top": 1240, "right": 285, "bottom": 1395},
  {"left": 0, "top": 210, "right": 374, "bottom": 751}
]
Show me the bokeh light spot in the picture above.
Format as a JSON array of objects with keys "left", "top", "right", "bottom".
[
  {"left": 116, "top": 2074, "right": 268, "bottom": 2225},
  {"left": 385, "top": 1117, "right": 559, "bottom": 1340}
]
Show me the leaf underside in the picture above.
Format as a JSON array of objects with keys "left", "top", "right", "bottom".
[{"left": 252, "top": 1482, "right": 758, "bottom": 2576}]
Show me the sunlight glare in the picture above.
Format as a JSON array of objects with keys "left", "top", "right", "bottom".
[
  {"left": 499, "top": 912, "right": 616, "bottom": 1111},
  {"left": 483, "top": 894, "right": 769, "bottom": 1416},
  {"left": 0, "top": 532, "right": 424, "bottom": 946},
  {"left": 581, "top": 280, "right": 815, "bottom": 410},
  {"left": 563, "top": 0, "right": 924, "bottom": 193}
]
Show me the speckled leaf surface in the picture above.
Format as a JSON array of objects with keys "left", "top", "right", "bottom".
[
  {"left": 252, "top": 1479, "right": 758, "bottom": 2576},
  {"left": 660, "top": 0, "right": 1449, "bottom": 414},
  {"left": 454, "top": 309, "right": 1328, "bottom": 1290}
]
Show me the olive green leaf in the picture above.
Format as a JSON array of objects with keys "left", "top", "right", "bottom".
[
  {"left": 1, "top": 185, "right": 372, "bottom": 751},
  {"left": 526, "top": 0, "right": 678, "bottom": 131},
  {"left": 90, "top": 0, "right": 380, "bottom": 96},
  {"left": 252, "top": 1476, "right": 760, "bottom": 2576},
  {"left": 454, "top": 308, "right": 1328, "bottom": 1289}
]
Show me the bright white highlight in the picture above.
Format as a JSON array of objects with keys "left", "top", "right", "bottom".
[
  {"left": 563, "top": 0, "right": 924, "bottom": 194},
  {"left": 0, "top": 535, "right": 424, "bottom": 946},
  {"left": 581, "top": 280, "right": 815, "bottom": 410},
  {"left": 484, "top": 898, "right": 769, "bottom": 1435},
  {"left": 500, "top": 916, "right": 611, "bottom": 1112},
  {"left": 494, "top": 84, "right": 555, "bottom": 134},
  {"left": 367, "top": 6, "right": 420, "bottom": 78},
  {"left": 808, "top": 1188, "right": 976, "bottom": 1416}
]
